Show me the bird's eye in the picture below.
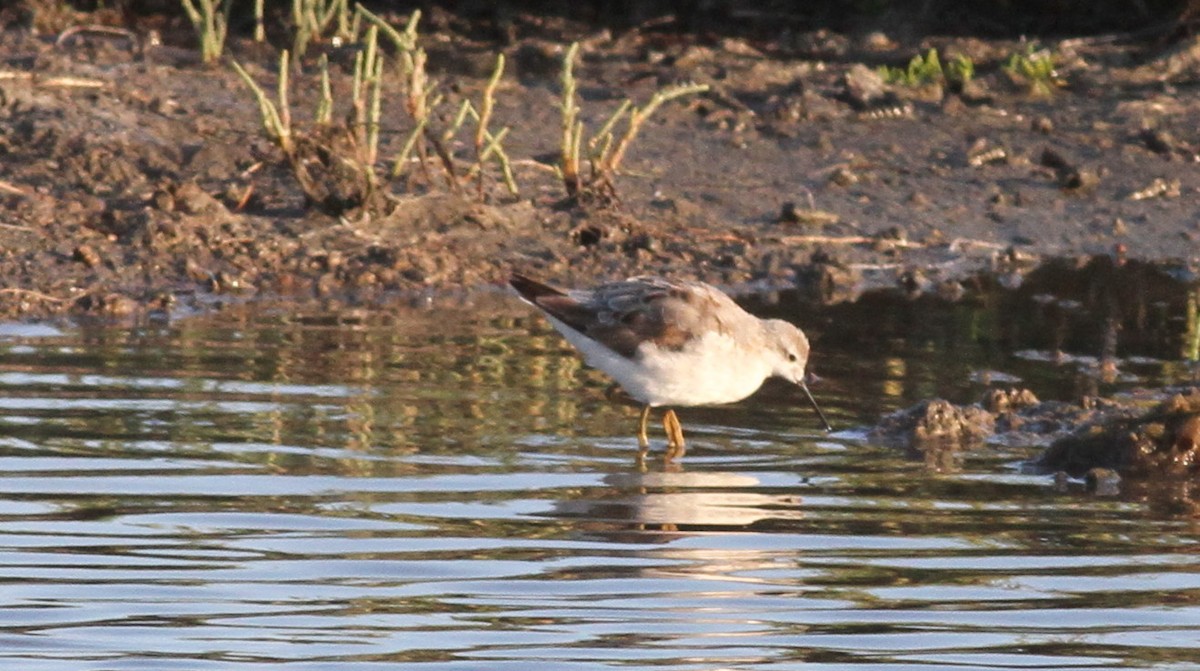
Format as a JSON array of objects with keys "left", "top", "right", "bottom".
[{"left": 787, "top": 352, "right": 798, "bottom": 363}]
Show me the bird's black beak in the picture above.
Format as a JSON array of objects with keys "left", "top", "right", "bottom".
[{"left": 799, "top": 380, "right": 832, "bottom": 432}]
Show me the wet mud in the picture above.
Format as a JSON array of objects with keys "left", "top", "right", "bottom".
[
  {"left": 850, "top": 255, "right": 1200, "bottom": 494},
  {"left": 2, "top": 11, "right": 1198, "bottom": 321}
]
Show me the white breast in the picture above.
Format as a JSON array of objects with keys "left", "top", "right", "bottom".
[{"left": 546, "top": 314, "right": 773, "bottom": 407}]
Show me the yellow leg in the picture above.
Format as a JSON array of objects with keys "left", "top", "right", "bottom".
[
  {"left": 636, "top": 405, "right": 652, "bottom": 465},
  {"left": 637, "top": 405, "right": 651, "bottom": 448},
  {"left": 662, "top": 409, "right": 686, "bottom": 462}
]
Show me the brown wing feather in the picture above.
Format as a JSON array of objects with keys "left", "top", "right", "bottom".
[
  {"left": 510, "top": 273, "right": 605, "bottom": 339},
  {"left": 511, "top": 274, "right": 745, "bottom": 359}
]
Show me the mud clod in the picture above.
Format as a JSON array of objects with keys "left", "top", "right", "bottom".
[
  {"left": 1038, "top": 389, "right": 1200, "bottom": 479},
  {"left": 983, "top": 388, "right": 1040, "bottom": 414},
  {"left": 872, "top": 399, "right": 995, "bottom": 449},
  {"left": 1085, "top": 467, "right": 1122, "bottom": 496},
  {"left": 1039, "top": 147, "right": 1098, "bottom": 191}
]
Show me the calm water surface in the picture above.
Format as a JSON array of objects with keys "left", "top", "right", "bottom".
[{"left": 1, "top": 287, "right": 1199, "bottom": 670}]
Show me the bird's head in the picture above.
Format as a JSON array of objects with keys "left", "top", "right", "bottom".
[{"left": 763, "top": 319, "right": 831, "bottom": 432}]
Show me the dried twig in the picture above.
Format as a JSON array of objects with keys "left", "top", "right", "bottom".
[{"left": 0, "top": 288, "right": 68, "bottom": 303}]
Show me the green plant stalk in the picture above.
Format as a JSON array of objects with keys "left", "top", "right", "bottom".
[
  {"left": 316, "top": 54, "right": 333, "bottom": 125},
  {"left": 445, "top": 99, "right": 475, "bottom": 145},
  {"left": 476, "top": 54, "right": 504, "bottom": 155},
  {"left": 402, "top": 9, "right": 421, "bottom": 45},
  {"left": 291, "top": 0, "right": 351, "bottom": 60},
  {"left": 320, "top": 0, "right": 349, "bottom": 40},
  {"left": 277, "top": 50, "right": 292, "bottom": 141},
  {"left": 599, "top": 82, "right": 708, "bottom": 177},
  {"left": 391, "top": 91, "right": 442, "bottom": 180},
  {"left": 348, "top": 25, "right": 383, "bottom": 182},
  {"left": 473, "top": 54, "right": 506, "bottom": 198},
  {"left": 569, "top": 119, "right": 583, "bottom": 188},
  {"left": 480, "top": 127, "right": 518, "bottom": 196},
  {"left": 290, "top": 0, "right": 309, "bottom": 59},
  {"left": 587, "top": 98, "right": 630, "bottom": 169},
  {"left": 589, "top": 132, "right": 613, "bottom": 171},
  {"left": 947, "top": 54, "right": 974, "bottom": 84},
  {"left": 1004, "top": 45, "right": 1059, "bottom": 96},
  {"left": 908, "top": 48, "right": 942, "bottom": 83},
  {"left": 591, "top": 99, "right": 631, "bottom": 148},
  {"left": 180, "top": 0, "right": 231, "bottom": 64},
  {"left": 456, "top": 101, "right": 519, "bottom": 197},
  {"left": 357, "top": 6, "right": 420, "bottom": 53},
  {"left": 366, "top": 49, "right": 383, "bottom": 171},
  {"left": 254, "top": 0, "right": 265, "bottom": 42},
  {"left": 407, "top": 47, "right": 429, "bottom": 121},
  {"left": 364, "top": 6, "right": 425, "bottom": 149},
  {"left": 560, "top": 42, "right": 582, "bottom": 197},
  {"left": 391, "top": 117, "right": 429, "bottom": 178},
  {"left": 231, "top": 55, "right": 292, "bottom": 153},
  {"left": 352, "top": 26, "right": 379, "bottom": 141},
  {"left": 290, "top": 0, "right": 302, "bottom": 32},
  {"left": 879, "top": 48, "right": 944, "bottom": 86},
  {"left": 348, "top": 8, "right": 363, "bottom": 43}
]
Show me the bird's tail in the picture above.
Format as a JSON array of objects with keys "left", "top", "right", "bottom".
[{"left": 509, "top": 273, "right": 565, "bottom": 302}]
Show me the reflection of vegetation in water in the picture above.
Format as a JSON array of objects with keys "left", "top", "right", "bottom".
[
  {"left": 752, "top": 257, "right": 1196, "bottom": 420},
  {"left": 1185, "top": 286, "right": 1200, "bottom": 362},
  {"left": 3, "top": 289, "right": 1200, "bottom": 667}
]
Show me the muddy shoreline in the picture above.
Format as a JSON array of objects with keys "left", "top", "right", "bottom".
[{"left": 2, "top": 9, "right": 1198, "bottom": 323}]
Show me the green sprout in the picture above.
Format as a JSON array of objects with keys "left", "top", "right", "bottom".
[
  {"left": 1004, "top": 44, "right": 1061, "bottom": 96},
  {"left": 879, "top": 48, "right": 944, "bottom": 87},
  {"left": 946, "top": 54, "right": 975, "bottom": 85},
  {"left": 375, "top": 10, "right": 517, "bottom": 198},
  {"left": 315, "top": 53, "right": 333, "bottom": 125},
  {"left": 232, "top": 48, "right": 380, "bottom": 212},
  {"left": 235, "top": 7, "right": 519, "bottom": 210}
]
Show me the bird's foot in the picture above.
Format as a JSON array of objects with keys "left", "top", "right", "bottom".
[{"left": 662, "top": 409, "right": 687, "bottom": 463}]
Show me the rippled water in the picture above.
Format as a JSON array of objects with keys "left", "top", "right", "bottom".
[{"left": 2, "top": 283, "right": 1199, "bottom": 670}]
